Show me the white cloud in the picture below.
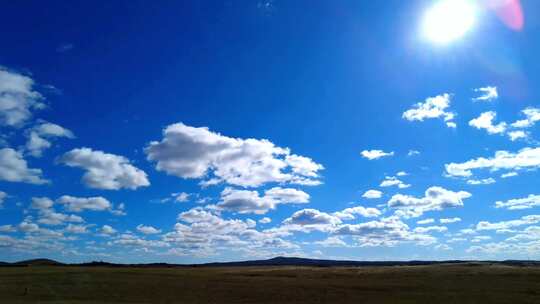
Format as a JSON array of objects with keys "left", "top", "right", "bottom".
[
  {"left": 0, "top": 191, "right": 6, "bottom": 207},
  {"left": 507, "top": 130, "right": 528, "bottom": 141},
  {"left": 402, "top": 93, "right": 456, "bottom": 128},
  {"left": 408, "top": 150, "right": 420, "bottom": 157},
  {"left": 65, "top": 224, "right": 88, "bottom": 234},
  {"left": 333, "top": 206, "right": 382, "bottom": 220},
  {"left": 163, "top": 207, "right": 297, "bottom": 256},
  {"left": 466, "top": 178, "right": 496, "bottom": 185},
  {"left": 37, "top": 209, "right": 84, "bottom": 226},
  {"left": 25, "top": 121, "right": 75, "bottom": 157},
  {"left": 416, "top": 218, "right": 435, "bottom": 225},
  {"left": 511, "top": 108, "right": 540, "bottom": 128},
  {"left": 501, "top": 172, "right": 518, "bottom": 178},
  {"left": 468, "top": 111, "right": 507, "bottom": 135},
  {"left": 413, "top": 226, "right": 447, "bottom": 233},
  {"left": 396, "top": 171, "right": 408, "bottom": 177},
  {"left": 136, "top": 224, "right": 162, "bottom": 235},
  {"left": 380, "top": 176, "right": 410, "bottom": 189},
  {"left": 360, "top": 150, "right": 394, "bottom": 160},
  {"left": 445, "top": 147, "right": 540, "bottom": 178},
  {"left": 0, "top": 224, "right": 15, "bottom": 233},
  {"left": 173, "top": 192, "right": 190, "bottom": 203},
  {"left": 314, "top": 236, "right": 348, "bottom": 247},
  {"left": 495, "top": 195, "right": 540, "bottom": 210},
  {"left": 334, "top": 216, "right": 436, "bottom": 247},
  {"left": 283, "top": 209, "right": 342, "bottom": 228},
  {"left": 440, "top": 217, "right": 461, "bottom": 224},
  {"left": 57, "top": 195, "right": 112, "bottom": 212},
  {"left": 388, "top": 186, "right": 471, "bottom": 218},
  {"left": 259, "top": 217, "right": 272, "bottom": 224},
  {"left": 472, "top": 86, "right": 498, "bottom": 102},
  {"left": 476, "top": 215, "right": 540, "bottom": 231},
  {"left": 0, "top": 148, "right": 48, "bottom": 184},
  {"left": 100, "top": 225, "right": 116, "bottom": 235},
  {"left": 145, "top": 123, "right": 323, "bottom": 187},
  {"left": 30, "top": 197, "right": 54, "bottom": 210},
  {"left": 362, "top": 190, "right": 382, "bottom": 199},
  {"left": 216, "top": 187, "right": 309, "bottom": 214},
  {"left": 0, "top": 67, "right": 45, "bottom": 128},
  {"left": 59, "top": 148, "right": 150, "bottom": 190}
]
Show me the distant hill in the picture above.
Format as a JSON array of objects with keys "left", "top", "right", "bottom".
[
  {"left": 13, "top": 258, "right": 65, "bottom": 266},
  {"left": 1, "top": 256, "right": 539, "bottom": 268}
]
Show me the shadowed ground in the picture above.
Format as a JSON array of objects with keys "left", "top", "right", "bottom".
[{"left": 1, "top": 264, "right": 540, "bottom": 303}]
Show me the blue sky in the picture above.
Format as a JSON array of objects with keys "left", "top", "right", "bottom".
[{"left": 1, "top": 0, "right": 540, "bottom": 263}]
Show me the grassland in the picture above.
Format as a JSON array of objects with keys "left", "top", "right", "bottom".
[{"left": 1, "top": 264, "right": 540, "bottom": 303}]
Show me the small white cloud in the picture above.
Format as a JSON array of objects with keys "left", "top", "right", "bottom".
[
  {"left": 472, "top": 86, "right": 498, "bottom": 102},
  {"left": 396, "top": 171, "right": 408, "bottom": 177},
  {"left": 380, "top": 176, "right": 410, "bottom": 189},
  {"left": 0, "top": 148, "right": 48, "bottom": 184},
  {"left": 57, "top": 195, "right": 112, "bottom": 212},
  {"left": 507, "top": 130, "right": 528, "bottom": 141},
  {"left": 25, "top": 121, "right": 75, "bottom": 157},
  {"left": 362, "top": 190, "right": 383, "bottom": 199},
  {"left": 501, "top": 172, "right": 518, "bottom": 179},
  {"left": 333, "top": 206, "right": 382, "bottom": 220},
  {"left": 30, "top": 197, "right": 54, "bottom": 210},
  {"left": 469, "top": 111, "right": 507, "bottom": 135},
  {"left": 402, "top": 93, "right": 456, "bottom": 128},
  {"left": 259, "top": 217, "right": 272, "bottom": 224},
  {"left": 407, "top": 150, "right": 420, "bottom": 157},
  {"left": 136, "top": 224, "right": 162, "bottom": 235},
  {"left": 360, "top": 150, "right": 394, "bottom": 160},
  {"left": 58, "top": 148, "right": 150, "bottom": 190},
  {"left": 510, "top": 108, "right": 540, "bottom": 129},
  {"left": 388, "top": 186, "right": 471, "bottom": 218},
  {"left": 466, "top": 178, "right": 496, "bottom": 185},
  {"left": 100, "top": 225, "right": 116, "bottom": 235},
  {"left": 440, "top": 217, "right": 461, "bottom": 224},
  {"left": 495, "top": 195, "right": 540, "bottom": 210},
  {"left": 416, "top": 218, "right": 435, "bottom": 225},
  {"left": 216, "top": 187, "right": 309, "bottom": 214},
  {"left": 173, "top": 192, "right": 190, "bottom": 203}
]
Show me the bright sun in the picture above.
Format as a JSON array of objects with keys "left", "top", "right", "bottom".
[{"left": 422, "top": 0, "right": 477, "bottom": 44}]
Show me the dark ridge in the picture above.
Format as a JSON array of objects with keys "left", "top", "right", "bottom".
[
  {"left": 12, "top": 258, "right": 65, "bottom": 267},
  {"left": 1, "top": 257, "right": 540, "bottom": 268}
]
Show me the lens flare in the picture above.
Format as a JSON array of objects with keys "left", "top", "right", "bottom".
[{"left": 421, "top": 0, "right": 477, "bottom": 44}]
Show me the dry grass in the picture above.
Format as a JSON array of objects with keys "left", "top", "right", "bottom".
[{"left": 1, "top": 264, "right": 540, "bottom": 303}]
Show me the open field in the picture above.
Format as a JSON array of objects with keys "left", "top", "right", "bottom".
[{"left": 1, "top": 264, "right": 540, "bottom": 303}]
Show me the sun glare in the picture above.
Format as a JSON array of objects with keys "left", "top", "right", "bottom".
[{"left": 422, "top": 0, "right": 477, "bottom": 44}]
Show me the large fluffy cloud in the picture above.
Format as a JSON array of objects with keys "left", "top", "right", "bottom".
[
  {"left": 445, "top": 147, "right": 540, "bottom": 178},
  {"left": 0, "top": 148, "right": 48, "bottom": 184},
  {"left": 388, "top": 186, "right": 471, "bottom": 218},
  {"left": 144, "top": 123, "right": 323, "bottom": 187},
  {"left": 216, "top": 187, "right": 309, "bottom": 214},
  {"left": 58, "top": 148, "right": 150, "bottom": 190},
  {"left": 0, "top": 67, "right": 45, "bottom": 128},
  {"left": 402, "top": 93, "right": 456, "bottom": 128}
]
